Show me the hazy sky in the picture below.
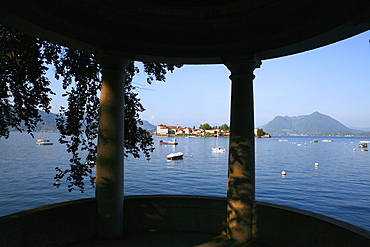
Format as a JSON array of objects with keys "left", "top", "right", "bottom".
[{"left": 50, "top": 30, "right": 370, "bottom": 130}]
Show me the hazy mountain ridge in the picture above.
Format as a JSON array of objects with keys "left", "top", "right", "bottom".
[
  {"left": 37, "top": 111, "right": 58, "bottom": 131},
  {"left": 138, "top": 120, "right": 156, "bottom": 132},
  {"left": 26, "top": 111, "right": 157, "bottom": 132},
  {"left": 263, "top": 112, "right": 369, "bottom": 136},
  {"left": 21, "top": 111, "right": 370, "bottom": 137}
]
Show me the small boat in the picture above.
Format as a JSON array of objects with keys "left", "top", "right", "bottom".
[
  {"left": 36, "top": 123, "right": 53, "bottom": 145},
  {"left": 310, "top": 140, "right": 318, "bottom": 143},
  {"left": 359, "top": 141, "right": 369, "bottom": 148},
  {"left": 36, "top": 137, "right": 53, "bottom": 145},
  {"left": 212, "top": 135, "right": 226, "bottom": 153},
  {"left": 279, "top": 139, "right": 288, "bottom": 141},
  {"left": 361, "top": 149, "right": 368, "bottom": 152},
  {"left": 322, "top": 140, "right": 332, "bottom": 142},
  {"left": 359, "top": 143, "right": 368, "bottom": 148},
  {"left": 212, "top": 147, "right": 226, "bottom": 153},
  {"left": 159, "top": 139, "right": 178, "bottom": 145},
  {"left": 166, "top": 152, "right": 184, "bottom": 160}
]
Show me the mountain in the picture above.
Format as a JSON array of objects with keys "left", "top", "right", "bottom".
[
  {"left": 138, "top": 120, "right": 156, "bottom": 132},
  {"left": 263, "top": 112, "right": 363, "bottom": 136},
  {"left": 37, "top": 111, "right": 58, "bottom": 131},
  {"left": 34, "top": 111, "right": 156, "bottom": 133}
]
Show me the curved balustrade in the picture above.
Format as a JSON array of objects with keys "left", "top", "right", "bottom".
[{"left": 1, "top": 196, "right": 369, "bottom": 246}]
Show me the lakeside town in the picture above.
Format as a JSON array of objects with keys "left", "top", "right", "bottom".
[{"left": 156, "top": 124, "right": 271, "bottom": 138}]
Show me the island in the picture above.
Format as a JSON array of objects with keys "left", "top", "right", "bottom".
[{"left": 156, "top": 124, "right": 271, "bottom": 138}]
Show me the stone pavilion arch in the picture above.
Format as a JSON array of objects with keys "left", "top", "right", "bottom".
[{"left": 1, "top": 1, "right": 370, "bottom": 246}]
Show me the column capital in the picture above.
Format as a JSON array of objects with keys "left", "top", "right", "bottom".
[
  {"left": 224, "top": 55, "right": 261, "bottom": 75},
  {"left": 95, "top": 50, "right": 131, "bottom": 71},
  {"left": 223, "top": 55, "right": 261, "bottom": 82}
]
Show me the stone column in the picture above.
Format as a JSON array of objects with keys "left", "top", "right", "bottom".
[
  {"left": 224, "top": 57, "right": 261, "bottom": 243},
  {"left": 95, "top": 52, "right": 130, "bottom": 238}
]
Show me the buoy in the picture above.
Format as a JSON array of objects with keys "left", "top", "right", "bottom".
[
  {"left": 281, "top": 171, "right": 287, "bottom": 176},
  {"left": 314, "top": 162, "right": 319, "bottom": 167}
]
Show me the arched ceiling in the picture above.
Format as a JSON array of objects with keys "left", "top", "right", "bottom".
[{"left": 1, "top": 0, "right": 369, "bottom": 64}]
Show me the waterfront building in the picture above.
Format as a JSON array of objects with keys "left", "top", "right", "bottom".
[{"left": 156, "top": 124, "right": 176, "bottom": 135}]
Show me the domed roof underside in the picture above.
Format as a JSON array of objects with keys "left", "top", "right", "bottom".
[{"left": 1, "top": 0, "right": 369, "bottom": 64}]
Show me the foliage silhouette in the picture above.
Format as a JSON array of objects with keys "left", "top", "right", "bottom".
[{"left": 0, "top": 24, "right": 182, "bottom": 192}]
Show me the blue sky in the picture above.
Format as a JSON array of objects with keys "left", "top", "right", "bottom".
[{"left": 50, "top": 30, "right": 370, "bottom": 130}]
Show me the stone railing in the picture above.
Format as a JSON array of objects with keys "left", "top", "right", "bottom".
[{"left": 1, "top": 195, "right": 369, "bottom": 246}]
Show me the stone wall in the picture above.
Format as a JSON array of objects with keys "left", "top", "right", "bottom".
[
  {"left": 123, "top": 195, "right": 226, "bottom": 234},
  {"left": 1, "top": 196, "right": 369, "bottom": 246},
  {"left": 0, "top": 198, "right": 97, "bottom": 246},
  {"left": 253, "top": 201, "right": 370, "bottom": 246}
]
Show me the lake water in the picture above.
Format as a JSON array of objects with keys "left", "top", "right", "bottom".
[{"left": 0, "top": 132, "right": 369, "bottom": 231}]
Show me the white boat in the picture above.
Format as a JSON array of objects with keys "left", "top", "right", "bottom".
[
  {"left": 322, "top": 140, "right": 332, "bottom": 142},
  {"left": 36, "top": 123, "right": 53, "bottom": 145},
  {"left": 212, "top": 135, "right": 226, "bottom": 153},
  {"left": 36, "top": 137, "right": 53, "bottom": 145},
  {"left": 166, "top": 152, "right": 184, "bottom": 160},
  {"left": 279, "top": 139, "right": 288, "bottom": 141},
  {"left": 212, "top": 147, "right": 226, "bottom": 153}
]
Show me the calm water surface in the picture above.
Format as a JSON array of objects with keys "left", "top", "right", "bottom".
[{"left": 0, "top": 132, "right": 369, "bottom": 231}]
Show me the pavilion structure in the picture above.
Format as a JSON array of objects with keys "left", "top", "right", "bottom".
[{"left": 1, "top": 1, "right": 370, "bottom": 246}]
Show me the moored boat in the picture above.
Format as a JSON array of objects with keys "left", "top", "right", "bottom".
[
  {"left": 212, "top": 147, "right": 226, "bottom": 153},
  {"left": 166, "top": 152, "right": 184, "bottom": 160},
  {"left": 36, "top": 123, "right": 53, "bottom": 145},
  {"left": 212, "top": 135, "right": 226, "bottom": 153},
  {"left": 359, "top": 141, "right": 369, "bottom": 148},
  {"left": 36, "top": 137, "right": 53, "bottom": 145},
  {"left": 159, "top": 139, "right": 178, "bottom": 145}
]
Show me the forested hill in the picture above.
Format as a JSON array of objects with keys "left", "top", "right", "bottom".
[
  {"left": 36, "top": 111, "right": 58, "bottom": 131},
  {"left": 263, "top": 112, "right": 370, "bottom": 136}
]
